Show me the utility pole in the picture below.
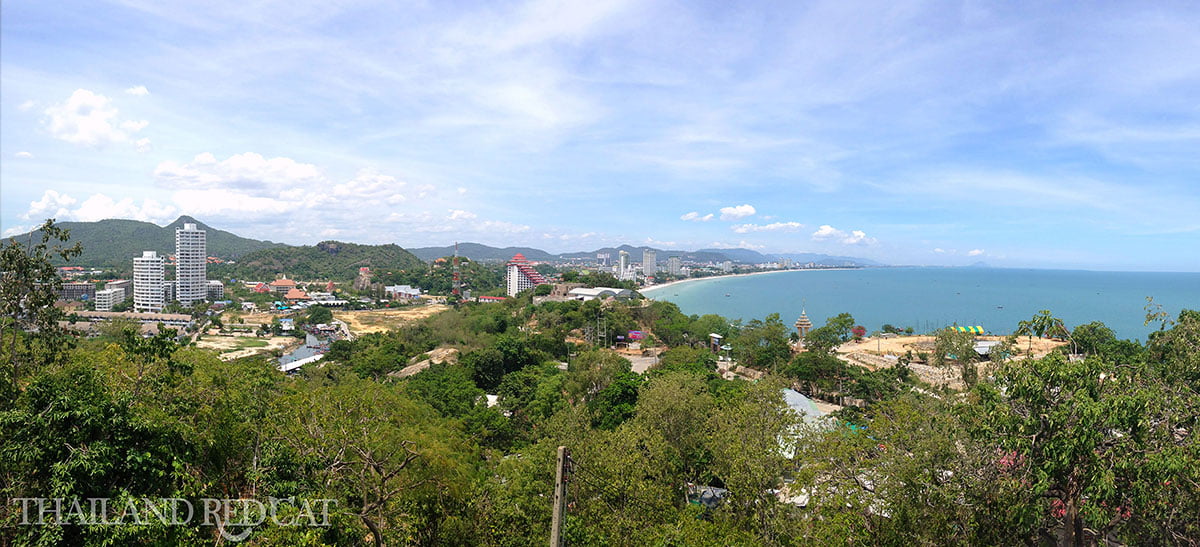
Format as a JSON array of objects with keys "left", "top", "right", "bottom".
[{"left": 550, "top": 446, "right": 569, "bottom": 547}]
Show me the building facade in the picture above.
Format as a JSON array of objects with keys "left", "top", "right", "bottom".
[
  {"left": 505, "top": 253, "right": 548, "bottom": 297},
  {"left": 57, "top": 282, "right": 96, "bottom": 302},
  {"left": 133, "top": 251, "right": 165, "bottom": 313},
  {"left": 642, "top": 249, "right": 656, "bottom": 277},
  {"left": 95, "top": 288, "right": 124, "bottom": 311},
  {"left": 206, "top": 280, "right": 225, "bottom": 301},
  {"left": 175, "top": 223, "right": 207, "bottom": 306},
  {"left": 105, "top": 279, "right": 132, "bottom": 294},
  {"left": 667, "top": 256, "right": 682, "bottom": 276}
]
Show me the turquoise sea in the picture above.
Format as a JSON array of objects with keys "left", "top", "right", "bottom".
[{"left": 641, "top": 268, "right": 1200, "bottom": 341}]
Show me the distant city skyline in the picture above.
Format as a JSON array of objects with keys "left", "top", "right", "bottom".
[{"left": 2, "top": 1, "right": 1199, "bottom": 272}]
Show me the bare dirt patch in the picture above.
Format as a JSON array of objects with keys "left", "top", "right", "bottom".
[{"left": 334, "top": 305, "right": 450, "bottom": 335}]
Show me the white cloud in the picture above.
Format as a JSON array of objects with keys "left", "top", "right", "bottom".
[
  {"left": 155, "top": 152, "right": 324, "bottom": 195},
  {"left": 680, "top": 211, "right": 714, "bottom": 222},
  {"left": 719, "top": 204, "right": 756, "bottom": 221},
  {"left": 812, "top": 225, "right": 877, "bottom": 245},
  {"left": 3, "top": 226, "right": 31, "bottom": 237},
  {"left": 21, "top": 190, "right": 177, "bottom": 224},
  {"left": 22, "top": 190, "right": 78, "bottom": 220},
  {"left": 135, "top": 138, "right": 152, "bottom": 153},
  {"left": 457, "top": 187, "right": 468, "bottom": 195},
  {"left": 14, "top": 151, "right": 33, "bottom": 159},
  {"left": 967, "top": 249, "right": 985, "bottom": 256},
  {"left": 708, "top": 240, "right": 766, "bottom": 250},
  {"left": 331, "top": 169, "right": 406, "bottom": 202},
  {"left": 71, "top": 194, "right": 177, "bottom": 223},
  {"left": 43, "top": 90, "right": 129, "bottom": 147},
  {"left": 447, "top": 209, "right": 477, "bottom": 220},
  {"left": 732, "top": 221, "right": 804, "bottom": 233},
  {"left": 125, "top": 85, "right": 150, "bottom": 96},
  {"left": 120, "top": 120, "right": 149, "bottom": 132},
  {"left": 933, "top": 248, "right": 945, "bottom": 253},
  {"left": 19, "top": 100, "right": 35, "bottom": 111}
]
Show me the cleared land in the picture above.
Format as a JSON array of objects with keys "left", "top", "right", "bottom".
[
  {"left": 334, "top": 304, "right": 450, "bottom": 335},
  {"left": 195, "top": 334, "right": 303, "bottom": 361},
  {"left": 832, "top": 334, "right": 1069, "bottom": 390}
]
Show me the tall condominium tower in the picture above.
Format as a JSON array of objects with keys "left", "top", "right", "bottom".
[
  {"left": 133, "top": 251, "right": 165, "bottom": 313},
  {"left": 505, "top": 253, "right": 547, "bottom": 297},
  {"left": 642, "top": 249, "right": 656, "bottom": 277},
  {"left": 175, "top": 222, "right": 207, "bottom": 306},
  {"left": 618, "top": 250, "right": 629, "bottom": 274}
]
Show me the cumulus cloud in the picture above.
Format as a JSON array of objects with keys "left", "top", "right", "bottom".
[
  {"left": 680, "top": 211, "right": 714, "bottom": 222},
  {"left": 125, "top": 85, "right": 150, "bottom": 96},
  {"left": 43, "top": 89, "right": 147, "bottom": 148},
  {"left": 967, "top": 249, "right": 985, "bottom": 256},
  {"left": 812, "top": 224, "right": 877, "bottom": 245},
  {"left": 155, "top": 152, "right": 324, "bottom": 195},
  {"left": 732, "top": 221, "right": 804, "bottom": 233},
  {"left": 20, "top": 190, "right": 176, "bottom": 223},
  {"left": 447, "top": 209, "right": 477, "bottom": 220},
  {"left": 19, "top": 100, "right": 35, "bottom": 111},
  {"left": 135, "top": 138, "right": 152, "bottom": 153},
  {"left": 719, "top": 204, "right": 756, "bottom": 221},
  {"left": 933, "top": 248, "right": 946, "bottom": 253},
  {"left": 3, "top": 226, "right": 31, "bottom": 237},
  {"left": 14, "top": 151, "right": 33, "bottom": 159},
  {"left": 331, "top": 169, "right": 406, "bottom": 203},
  {"left": 22, "top": 190, "right": 78, "bottom": 220}
]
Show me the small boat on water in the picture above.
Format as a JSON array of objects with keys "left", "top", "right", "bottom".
[{"left": 725, "top": 293, "right": 731, "bottom": 297}]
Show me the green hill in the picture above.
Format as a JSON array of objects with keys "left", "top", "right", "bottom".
[
  {"left": 6, "top": 216, "right": 285, "bottom": 270},
  {"left": 212, "top": 241, "right": 425, "bottom": 282}
]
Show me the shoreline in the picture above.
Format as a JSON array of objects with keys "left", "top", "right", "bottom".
[{"left": 639, "top": 267, "right": 857, "bottom": 297}]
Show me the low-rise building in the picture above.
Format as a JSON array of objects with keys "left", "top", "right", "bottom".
[
  {"left": 105, "top": 279, "right": 132, "bottom": 293},
  {"left": 94, "top": 288, "right": 124, "bottom": 311},
  {"left": 57, "top": 282, "right": 96, "bottom": 302},
  {"left": 270, "top": 277, "right": 297, "bottom": 295},
  {"left": 206, "top": 280, "right": 224, "bottom": 300},
  {"left": 384, "top": 285, "right": 422, "bottom": 300},
  {"left": 567, "top": 287, "right": 634, "bottom": 301}
]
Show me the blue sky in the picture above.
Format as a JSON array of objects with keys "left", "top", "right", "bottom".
[{"left": 2, "top": 0, "right": 1198, "bottom": 271}]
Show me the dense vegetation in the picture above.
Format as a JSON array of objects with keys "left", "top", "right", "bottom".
[
  {"left": 2, "top": 216, "right": 284, "bottom": 270},
  {"left": 3, "top": 222, "right": 1197, "bottom": 546},
  {"left": 212, "top": 241, "right": 425, "bottom": 282}
]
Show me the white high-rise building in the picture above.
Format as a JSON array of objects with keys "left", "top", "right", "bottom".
[
  {"left": 95, "top": 288, "right": 124, "bottom": 312},
  {"left": 175, "top": 223, "right": 207, "bottom": 306},
  {"left": 505, "top": 253, "right": 548, "bottom": 297},
  {"left": 642, "top": 249, "right": 656, "bottom": 277},
  {"left": 618, "top": 250, "right": 629, "bottom": 273},
  {"left": 667, "top": 256, "right": 682, "bottom": 276},
  {"left": 133, "top": 251, "right": 165, "bottom": 313}
]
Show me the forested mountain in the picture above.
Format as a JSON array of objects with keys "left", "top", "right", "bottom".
[
  {"left": 3, "top": 216, "right": 284, "bottom": 269},
  {"left": 211, "top": 240, "right": 425, "bottom": 281},
  {"left": 409, "top": 242, "right": 558, "bottom": 262}
]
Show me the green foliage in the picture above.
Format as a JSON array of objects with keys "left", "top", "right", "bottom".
[
  {"left": 4, "top": 215, "right": 282, "bottom": 271},
  {"left": 731, "top": 313, "right": 792, "bottom": 371},
  {"left": 305, "top": 305, "right": 333, "bottom": 325},
  {"left": 404, "top": 362, "right": 484, "bottom": 418},
  {"left": 804, "top": 312, "right": 855, "bottom": 354},
  {"left": 214, "top": 240, "right": 424, "bottom": 282}
]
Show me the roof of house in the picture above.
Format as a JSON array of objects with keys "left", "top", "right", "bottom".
[
  {"left": 284, "top": 288, "right": 310, "bottom": 300},
  {"left": 270, "top": 278, "right": 297, "bottom": 287}
]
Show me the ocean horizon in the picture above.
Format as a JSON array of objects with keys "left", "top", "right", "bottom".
[{"left": 642, "top": 267, "right": 1200, "bottom": 341}]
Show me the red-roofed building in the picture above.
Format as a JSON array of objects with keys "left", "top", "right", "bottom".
[
  {"left": 253, "top": 282, "right": 271, "bottom": 293},
  {"left": 269, "top": 277, "right": 297, "bottom": 294},
  {"left": 505, "top": 253, "right": 547, "bottom": 297},
  {"left": 284, "top": 288, "right": 311, "bottom": 301}
]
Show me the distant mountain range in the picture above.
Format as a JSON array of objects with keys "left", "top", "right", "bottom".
[
  {"left": 413, "top": 242, "right": 883, "bottom": 267},
  {"left": 6, "top": 218, "right": 881, "bottom": 275},
  {"left": 6, "top": 216, "right": 285, "bottom": 270}
]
